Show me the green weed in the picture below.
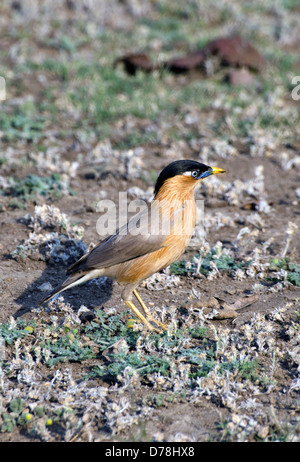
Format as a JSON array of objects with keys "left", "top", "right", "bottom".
[
  {"left": 41, "top": 335, "right": 94, "bottom": 367},
  {"left": 2, "top": 173, "right": 75, "bottom": 205},
  {"left": 0, "top": 398, "right": 26, "bottom": 432},
  {"left": 269, "top": 258, "right": 300, "bottom": 287},
  {"left": 0, "top": 319, "right": 36, "bottom": 345},
  {"left": 170, "top": 250, "right": 251, "bottom": 277},
  {"left": 0, "top": 109, "right": 45, "bottom": 142}
]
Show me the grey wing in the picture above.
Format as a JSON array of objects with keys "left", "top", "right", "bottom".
[{"left": 66, "top": 204, "right": 167, "bottom": 275}]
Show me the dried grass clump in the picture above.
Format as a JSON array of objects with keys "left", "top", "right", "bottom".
[{"left": 11, "top": 205, "right": 86, "bottom": 264}]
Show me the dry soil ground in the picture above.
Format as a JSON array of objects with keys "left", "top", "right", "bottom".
[{"left": 0, "top": 0, "right": 299, "bottom": 443}]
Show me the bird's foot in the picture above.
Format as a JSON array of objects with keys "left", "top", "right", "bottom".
[
  {"left": 131, "top": 289, "right": 167, "bottom": 332},
  {"left": 145, "top": 314, "right": 168, "bottom": 332},
  {"left": 125, "top": 300, "right": 166, "bottom": 333},
  {"left": 127, "top": 316, "right": 167, "bottom": 333}
]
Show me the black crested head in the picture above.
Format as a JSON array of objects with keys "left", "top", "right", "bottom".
[{"left": 153, "top": 159, "right": 211, "bottom": 196}]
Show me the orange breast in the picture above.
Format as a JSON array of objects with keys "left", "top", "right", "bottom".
[{"left": 116, "top": 190, "right": 196, "bottom": 284}]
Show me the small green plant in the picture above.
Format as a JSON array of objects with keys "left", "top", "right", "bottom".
[
  {"left": 0, "top": 104, "right": 45, "bottom": 142},
  {"left": 1, "top": 398, "right": 26, "bottom": 432},
  {"left": 0, "top": 319, "right": 36, "bottom": 345},
  {"left": 170, "top": 250, "right": 251, "bottom": 277},
  {"left": 89, "top": 352, "right": 171, "bottom": 382},
  {"left": 269, "top": 258, "right": 300, "bottom": 287},
  {"left": 85, "top": 311, "right": 216, "bottom": 384},
  {"left": 41, "top": 336, "right": 94, "bottom": 367},
  {"left": 2, "top": 173, "right": 75, "bottom": 205}
]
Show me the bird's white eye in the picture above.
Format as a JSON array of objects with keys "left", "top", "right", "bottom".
[{"left": 191, "top": 170, "right": 199, "bottom": 178}]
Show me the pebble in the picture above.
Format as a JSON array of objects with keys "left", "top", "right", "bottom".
[
  {"left": 225, "top": 287, "right": 236, "bottom": 295},
  {"left": 38, "top": 282, "right": 53, "bottom": 292}
]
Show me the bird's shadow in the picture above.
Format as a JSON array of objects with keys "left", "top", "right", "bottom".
[{"left": 14, "top": 261, "right": 113, "bottom": 319}]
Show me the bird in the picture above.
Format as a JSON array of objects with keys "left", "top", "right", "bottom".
[{"left": 40, "top": 159, "right": 225, "bottom": 332}]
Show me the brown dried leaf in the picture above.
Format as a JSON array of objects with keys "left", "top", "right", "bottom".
[
  {"left": 205, "top": 35, "right": 265, "bottom": 71},
  {"left": 116, "top": 35, "right": 264, "bottom": 76},
  {"left": 222, "top": 294, "right": 260, "bottom": 311},
  {"left": 206, "top": 307, "right": 238, "bottom": 319},
  {"left": 163, "top": 50, "right": 206, "bottom": 73},
  {"left": 114, "top": 53, "right": 154, "bottom": 75},
  {"left": 241, "top": 201, "right": 259, "bottom": 211},
  {"left": 192, "top": 294, "right": 260, "bottom": 319}
]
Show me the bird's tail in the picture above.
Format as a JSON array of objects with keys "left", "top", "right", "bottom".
[{"left": 39, "top": 272, "right": 92, "bottom": 305}]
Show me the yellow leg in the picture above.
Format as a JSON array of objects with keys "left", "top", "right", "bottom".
[
  {"left": 124, "top": 300, "right": 162, "bottom": 333},
  {"left": 133, "top": 289, "right": 167, "bottom": 330}
]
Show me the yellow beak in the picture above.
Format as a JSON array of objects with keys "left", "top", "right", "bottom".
[
  {"left": 211, "top": 167, "right": 226, "bottom": 175},
  {"left": 198, "top": 166, "right": 226, "bottom": 180}
]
